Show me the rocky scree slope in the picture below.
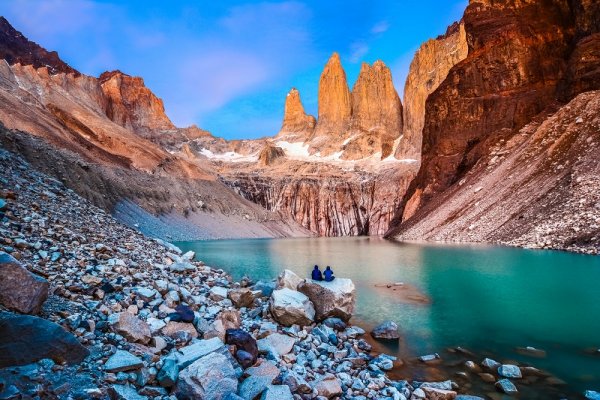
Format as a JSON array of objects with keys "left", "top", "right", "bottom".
[
  {"left": 388, "top": 0, "right": 600, "bottom": 253},
  {"left": 0, "top": 18, "right": 308, "bottom": 240}
]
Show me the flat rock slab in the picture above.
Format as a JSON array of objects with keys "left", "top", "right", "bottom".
[
  {"left": 0, "top": 312, "right": 89, "bottom": 367},
  {"left": 166, "top": 337, "right": 225, "bottom": 369},
  {"left": 0, "top": 252, "right": 48, "bottom": 314},
  {"left": 104, "top": 350, "right": 143, "bottom": 372}
]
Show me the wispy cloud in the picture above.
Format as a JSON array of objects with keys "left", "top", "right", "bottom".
[
  {"left": 371, "top": 21, "right": 390, "bottom": 34},
  {"left": 349, "top": 42, "right": 369, "bottom": 63}
]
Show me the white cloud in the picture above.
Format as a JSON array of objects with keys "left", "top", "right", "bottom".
[{"left": 371, "top": 21, "right": 390, "bottom": 34}]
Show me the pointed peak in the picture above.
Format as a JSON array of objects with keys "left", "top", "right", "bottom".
[{"left": 373, "top": 59, "right": 387, "bottom": 68}]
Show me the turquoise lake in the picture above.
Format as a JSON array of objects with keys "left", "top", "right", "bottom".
[{"left": 174, "top": 236, "right": 600, "bottom": 396}]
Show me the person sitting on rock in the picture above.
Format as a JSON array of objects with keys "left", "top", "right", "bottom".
[
  {"left": 324, "top": 266, "right": 335, "bottom": 282},
  {"left": 311, "top": 265, "right": 323, "bottom": 281}
]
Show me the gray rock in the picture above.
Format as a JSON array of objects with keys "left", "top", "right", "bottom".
[
  {"left": 269, "top": 288, "right": 315, "bottom": 327},
  {"left": 481, "top": 358, "right": 501, "bottom": 370},
  {"left": 104, "top": 350, "right": 143, "bottom": 373},
  {"left": 0, "top": 313, "right": 89, "bottom": 368},
  {"left": 498, "top": 364, "right": 522, "bottom": 379},
  {"left": 419, "top": 353, "right": 440, "bottom": 363},
  {"left": 261, "top": 384, "right": 293, "bottom": 400},
  {"left": 455, "top": 396, "right": 485, "bottom": 400},
  {"left": 110, "top": 384, "right": 148, "bottom": 400},
  {"left": 176, "top": 352, "right": 238, "bottom": 399},
  {"left": 166, "top": 337, "right": 225, "bottom": 369},
  {"left": 0, "top": 252, "right": 48, "bottom": 314},
  {"left": 495, "top": 379, "right": 518, "bottom": 395},
  {"left": 298, "top": 278, "right": 355, "bottom": 321},
  {"left": 257, "top": 333, "right": 296, "bottom": 356},
  {"left": 238, "top": 375, "right": 273, "bottom": 400},
  {"left": 371, "top": 320, "right": 400, "bottom": 340},
  {"left": 210, "top": 286, "right": 229, "bottom": 301},
  {"left": 157, "top": 358, "right": 179, "bottom": 387}
]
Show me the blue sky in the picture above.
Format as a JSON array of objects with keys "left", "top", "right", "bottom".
[{"left": 2, "top": 0, "right": 467, "bottom": 139}]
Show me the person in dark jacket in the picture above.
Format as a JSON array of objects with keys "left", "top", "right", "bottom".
[
  {"left": 324, "top": 266, "right": 335, "bottom": 282},
  {"left": 311, "top": 265, "right": 323, "bottom": 281}
]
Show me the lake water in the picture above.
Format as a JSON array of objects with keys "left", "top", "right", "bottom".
[{"left": 174, "top": 236, "right": 600, "bottom": 397}]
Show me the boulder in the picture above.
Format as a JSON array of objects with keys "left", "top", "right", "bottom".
[
  {"left": 157, "top": 358, "right": 179, "bottom": 387},
  {"left": 167, "top": 337, "right": 225, "bottom": 369},
  {"left": 0, "top": 252, "right": 48, "bottom": 314},
  {"left": 209, "top": 286, "right": 229, "bottom": 301},
  {"left": 313, "top": 374, "right": 343, "bottom": 398},
  {"left": 269, "top": 288, "right": 315, "bottom": 327},
  {"left": 498, "top": 364, "right": 522, "bottom": 379},
  {"left": 0, "top": 313, "right": 89, "bottom": 367},
  {"left": 162, "top": 321, "right": 199, "bottom": 341},
  {"left": 176, "top": 352, "right": 238, "bottom": 399},
  {"left": 104, "top": 350, "right": 143, "bottom": 372},
  {"left": 225, "top": 329, "right": 258, "bottom": 368},
  {"left": 298, "top": 278, "right": 355, "bottom": 321},
  {"left": 371, "top": 320, "right": 400, "bottom": 340},
  {"left": 229, "top": 288, "right": 255, "bottom": 308},
  {"left": 261, "top": 384, "right": 293, "bottom": 400},
  {"left": 110, "top": 312, "right": 152, "bottom": 344},
  {"left": 238, "top": 375, "right": 272, "bottom": 400},
  {"left": 276, "top": 269, "right": 303, "bottom": 290},
  {"left": 422, "top": 387, "right": 457, "bottom": 400},
  {"left": 257, "top": 333, "right": 295, "bottom": 356},
  {"left": 495, "top": 379, "right": 518, "bottom": 395}
]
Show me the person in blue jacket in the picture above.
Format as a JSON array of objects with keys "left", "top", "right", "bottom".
[
  {"left": 311, "top": 265, "right": 323, "bottom": 281},
  {"left": 324, "top": 266, "right": 335, "bottom": 282}
]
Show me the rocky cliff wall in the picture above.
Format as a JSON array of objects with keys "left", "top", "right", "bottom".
[{"left": 396, "top": 22, "right": 468, "bottom": 161}]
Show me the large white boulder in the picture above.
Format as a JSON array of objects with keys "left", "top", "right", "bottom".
[
  {"left": 269, "top": 288, "right": 315, "bottom": 327},
  {"left": 298, "top": 278, "right": 355, "bottom": 322},
  {"left": 276, "top": 269, "right": 303, "bottom": 290}
]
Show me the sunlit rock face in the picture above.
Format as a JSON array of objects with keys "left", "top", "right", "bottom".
[
  {"left": 276, "top": 88, "right": 316, "bottom": 143},
  {"left": 99, "top": 70, "right": 175, "bottom": 133},
  {"left": 309, "top": 52, "right": 352, "bottom": 155},
  {"left": 387, "top": 0, "right": 600, "bottom": 244},
  {"left": 348, "top": 60, "right": 403, "bottom": 160},
  {"left": 397, "top": 22, "right": 468, "bottom": 161}
]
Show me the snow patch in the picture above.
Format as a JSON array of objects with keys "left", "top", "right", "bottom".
[{"left": 199, "top": 148, "right": 258, "bottom": 162}]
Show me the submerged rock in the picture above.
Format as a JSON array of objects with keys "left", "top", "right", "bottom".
[
  {"left": 498, "top": 364, "right": 522, "bottom": 379},
  {"left": 495, "top": 379, "right": 518, "bottom": 395},
  {"left": 0, "top": 313, "right": 89, "bottom": 367},
  {"left": 298, "top": 278, "right": 355, "bottom": 321},
  {"left": 269, "top": 288, "right": 315, "bottom": 327},
  {"left": 371, "top": 320, "right": 400, "bottom": 340},
  {"left": 0, "top": 252, "right": 48, "bottom": 314}
]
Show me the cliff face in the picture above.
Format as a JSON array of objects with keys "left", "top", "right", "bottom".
[
  {"left": 397, "top": 22, "right": 468, "bottom": 161},
  {"left": 388, "top": 90, "right": 600, "bottom": 255},
  {"left": 222, "top": 166, "right": 415, "bottom": 236},
  {"left": 99, "top": 70, "right": 175, "bottom": 133},
  {"left": 276, "top": 88, "right": 316, "bottom": 142},
  {"left": 395, "top": 0, "right": 576, "bottom": 222},
  {"left": 0, "top": 17, "right": 77, "bottom": 75}
]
